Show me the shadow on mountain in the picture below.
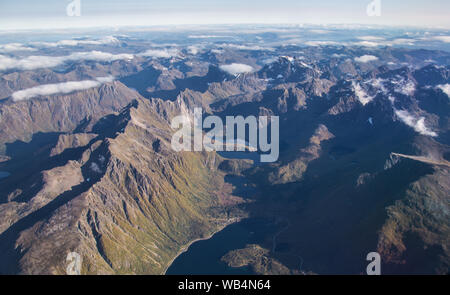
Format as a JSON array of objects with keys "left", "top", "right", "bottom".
[
  {"left": 224, "top": 174, "right": 257, "bottom": 199},
  {"left": 0, "top": 142, "right": 110, "bottom": 274},
  {"left": 147, "top": 65, "right": 231, "bottom": 101},
  {"left": 0, "top": 100, "right": 137, "bottom": 205},
  {"left": 119, "top": 67, "right": 162, "bottom": 97},
  {"left": 0, "top": 132, "right": 101, "bottom": 204}
]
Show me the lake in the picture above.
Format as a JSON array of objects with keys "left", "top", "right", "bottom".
[
  {"left": 166, "top": 150, "right": 275, "bottom": 275},
  {"left": 218, "top": 150, "right": 262, "bottom": 165},
  {"left": 166, "top": 218, "right": 276, "bottom": 275},
  {"left": 0, "top": 171, "right": 10, "bottom": 179}
]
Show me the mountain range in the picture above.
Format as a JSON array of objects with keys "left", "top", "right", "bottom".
[{"left": 0, "top": 29, "right": 449, "bottom": 274}]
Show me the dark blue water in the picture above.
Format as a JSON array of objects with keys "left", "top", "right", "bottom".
[
  {"left": 166, "top": 218, "right": 276, "bottom": 275},
  {"left": 224, "top": 175, "right": 257, "bottom": 198},
  {"left": 0, "top": 171, "right": 10, "bottom": 179},
  {"left": 218, "top": 151, "right": 261, "bottom": 165}
]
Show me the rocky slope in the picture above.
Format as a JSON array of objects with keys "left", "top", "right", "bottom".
[{"left": 0, "top": 97, "right": 245, "bottom": 274}]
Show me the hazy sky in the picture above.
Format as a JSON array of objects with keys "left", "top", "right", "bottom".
[{"left": 1, "top": 0, "right": 449, "bottom": 30}]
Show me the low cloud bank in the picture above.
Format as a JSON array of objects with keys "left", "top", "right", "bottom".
[
  {"left": 12, "top": 76, "right": 114, "bottom": 101},
  {"left": 218, "top": 43, "right": 271, "bottom": 51},
  {"left": 138, "top": 48, "right": 179, "bottom": 58},
  {"left": 304, "top": 41, "right": 339, "bottom": 46},
  {"left": 32, "top": 36, "right": 120, "bottom": 47},
  {"left": 0, "top": 37, "right": 120, "bottom": 54},
  {"left": 357, "top": 36, "right": 385, "bottom": 41},
  {"left": 219, "top": 63, "right": 254, "bottom": 75},
  {"left": 0, "top": 43, "right": 36, "bottom": 53},
  {"left": 429, "top": 36, "right": 450, "bottom": 43},
  {"left": 0, "top": 51, "right": 133, "bottom": 71}
]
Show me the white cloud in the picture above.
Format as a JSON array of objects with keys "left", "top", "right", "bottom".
[
  {"left": 430, "top": 36, "right": 450, "bottom": 43},
  {"left": 395, "top": 109, "right": 437, "bottom": 137},
  {"left": 262, "top": 57, "right": 279, "bottom": 64},
  {"left": 437, "top": 84, "right": 450, "bottom": 97},
  {"left": 32, "top": 36, "right": 120, "bottom": 47},
  {"left": 304, "top": 41, "right": 339, "bottom": 46},
  {"left": 0, "top": 43, "right": 36, "bottom": 52},
  {"left": 357, "top": 36, "right": 385, "bottom": 41},
  {"left": 68, "top": 51, "right": 133, "bottom": 62},
  {"left": 187, "top": 45, "right": 200, "bottom": 55},
  {"left": 218, "top": 43, "right": 272, "bottom": 51},
  {"left": 390, "top": 38, "right": 416, "bottom": 45},
  {"left": 11, "top": 76, "right": 114, "bottom": 101},
  {"left": 308, "top": 29, "right": 330, "bottom": 34},
  {"left": 354, "top": 37, "right": 415, "bottom": 47},
  {"left": 355, "top": 41, "right": 380, "bottom": 47},
  {"left": 211, "top": 49, "right": 224, "bottom": 54},
  {"left": 352, "top": 81, "right": 374, "bottom": 105},
  {"left": 95, "top": 76, "right": 115, "bottom": 83},
  {"left": 354, "top": 55, "right": 378, "bottom": 63},
  {"left": 188, "top": 35, "right": 231, "bottom": 39},
  {"left": 0, "top": 51, "right": 133, "bottom": 71},
  {"left": 138, "top": 48, "right": 179, "bottom": 58},
  {"left": 219, "top": 63, "right": 254, "bottom": 75}
]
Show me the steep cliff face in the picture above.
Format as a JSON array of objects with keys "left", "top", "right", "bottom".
[
  {"left": 0, "top": 98, "right": 244, "bottom": 274},
  {"left": 268, "top": 124, "right": 334, "bottom": 184}
]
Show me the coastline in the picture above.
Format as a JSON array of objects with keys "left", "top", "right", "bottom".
[{"left": 162, "top": 217, "right": 242, "bottom": 274}]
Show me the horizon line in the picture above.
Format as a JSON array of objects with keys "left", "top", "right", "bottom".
[{"left": 0, "top": 22, "right": 449, "bottom": 33}]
